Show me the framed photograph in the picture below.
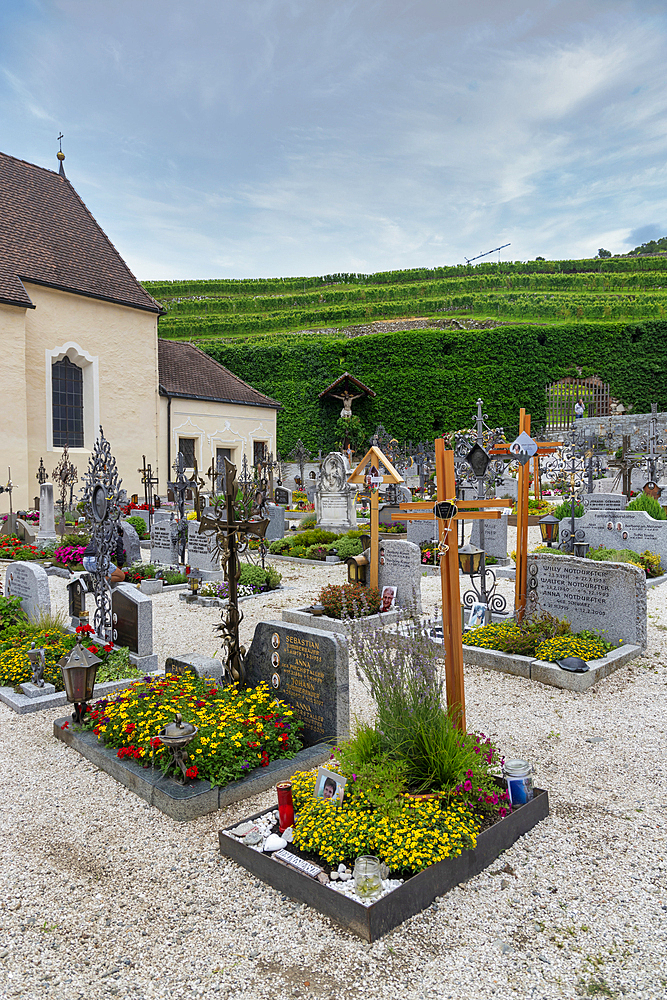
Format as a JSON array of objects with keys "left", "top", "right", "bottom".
[
  {"left": 468, "top": 603, "right": 488, "bottom": 628},
  {"left": 380, "top": 585, "right": 397, "bottom": 612},
  {"left": 313, "top": 766, "right": 347, "bottom": 804}
]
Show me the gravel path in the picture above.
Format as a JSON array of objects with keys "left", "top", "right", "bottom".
[{"left": 1, "top": 557, "right": 666, "bottom": 999}]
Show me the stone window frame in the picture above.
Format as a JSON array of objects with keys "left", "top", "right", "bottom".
[{"left": 45, "top": 342, "right": 99, "bottom": 453}]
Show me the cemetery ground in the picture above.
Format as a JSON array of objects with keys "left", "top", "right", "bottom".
[{"left": 0, "top": 553, "right": 666, "bottom": 1000}]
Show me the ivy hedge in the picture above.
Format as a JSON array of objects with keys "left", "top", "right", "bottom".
[{"left": 200, "top": 319, "right": 667, "bottom": 453}]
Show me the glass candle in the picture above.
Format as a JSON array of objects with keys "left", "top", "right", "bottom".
[
  {"left": 353, "top": 856, "right": 383, "bottom": 900},
  {"left": 276, "top": 781, "right": 294, "bottom": 833}
]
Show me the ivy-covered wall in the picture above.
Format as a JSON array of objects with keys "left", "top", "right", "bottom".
[{"left": 201, "top": 320, "right": 667, "bottom": 452}]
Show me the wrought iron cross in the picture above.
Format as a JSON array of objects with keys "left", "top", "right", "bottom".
[
  {"left": 288, "top": 439, "right": 311, "bottom": 487},
  {"left": 52, "top": 445, "right": 78, "bottom": 523},
  {"left": 199, "top": 458, "right": 269, "bottom": 686},
  {"left": 138, "top": 455, "right": 159, "bottom": 520},
  {"left": 36, "top": 458, "right": 48, "bottom": 486}
]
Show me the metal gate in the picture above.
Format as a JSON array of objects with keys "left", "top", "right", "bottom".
[{"left": 545, "top": 377, "right": 610, "bottom": 432}]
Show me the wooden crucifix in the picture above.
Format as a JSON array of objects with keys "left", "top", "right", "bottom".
[
  {"left": 347, "top": 445, "right": 404, "bottom": 588},
  {"left": 488, "top": 409, "right": 560, "bottom": 617},
  {"left": 199, "top": 457, "right": 269, "bottom": 685},
  {"left": 394, "top": 439, "right": 513, "bottom": 729}
]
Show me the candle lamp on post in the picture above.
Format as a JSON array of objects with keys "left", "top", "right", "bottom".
[
  {"left": 457, "top": 541, "right": 507, "bottom": 623},
  {"left": 58, "top": 643, "right": 102, "bottom": 724},
  {"left": 538, "top": 513, "right": 560, "bottom": 548}
]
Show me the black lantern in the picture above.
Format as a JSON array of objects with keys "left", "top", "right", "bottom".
[
  {"left": 458, "top": 542, "right": 483, "bottom": 576},
  {"left": 573, "top": 540, "right": 590, "bottom": 558},
  {"left": 539, "top": 513, "right": 560, "bottom": 547},
  {"left": 58, "top": 642, "right": 102, "bottom": 724},
  {"left": 465, "top": 443, "right": 491, "bottom": 479}
]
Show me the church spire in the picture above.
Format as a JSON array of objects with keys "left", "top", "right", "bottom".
[{"left": 56, "top": 132, "right": 66, "bottom": 178}]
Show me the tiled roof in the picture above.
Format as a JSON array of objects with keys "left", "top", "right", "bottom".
[
  {"left": 319, "top": 371, "right": 376, "bottom": 399},
  {"left": 0, "top": 151, "right": 161, "bottom": 313},
  {"left": 158, "top": 339, "right": 282, "bottom": 409}
]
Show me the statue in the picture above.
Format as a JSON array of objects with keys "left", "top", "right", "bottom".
[
  {"left": 28, "top": 641, "right": 46, "bottom": 688},
  {"left": 330, "top": 389, "right": 364, "bottom": 419}
]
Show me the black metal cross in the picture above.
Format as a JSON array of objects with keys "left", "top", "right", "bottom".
[
  {"left": 52, "top": 445, "right": 78, "bottom": 526},
  {"left": 199, "top": 458, "right": 269, "bottom": 686},
  {"left": 36, "top": 458, "right": 48, "bottom": 486},
  {"left": 167, "top": 452, "right": 191, "bottom": 562},
  {"left": 288, "top": 439, "right": 311, "bottom": 487},
  {"left": 138, "top": 455, "right": 159, "bottom": 523}
]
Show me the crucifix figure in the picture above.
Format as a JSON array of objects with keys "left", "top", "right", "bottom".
[
  {"left": 199, "top": 458, "right": 269, "bottom": 686},
  {"left": 138, "top": 455, "right": 159, "bottom": 524}
]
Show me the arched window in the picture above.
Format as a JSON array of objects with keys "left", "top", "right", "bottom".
[{"left": 52, "top": 356, "right": 84, "bottom": 447}]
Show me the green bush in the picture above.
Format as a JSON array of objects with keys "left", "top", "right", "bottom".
[
  {"left": 268, "top": 538, "right": 292, "bottom": 554},
  {"left": 237, "top": 564, "right": 283, "bottom": 590},
  {"left": 330, "top": 536, "right": 363, "bottom": 559},
  {"left": 125, "top": 515, "right": 150, "bottom": 538},
  {"left": 305, "top": 544, "right": 330, "bottom": 560},
  {"left": 296, "top": 513, "right": 317, "bottom": 529},
  {"left": 96, "top": 647, "right": 143, "bottom": 683},
  {"left": 626, "top": 492, "right": 666, "bottom": 519},
  {"left": 318, "top": 583, "right": 381, "bottom": 619},
  {"left": 552, "top": 500, "right": 584, "bottom": 520},
  {"left": 588, "top": 546, "right": 662, "bottom": 576},
  {"left": 0, "top": 595, "right": 27, "bottom": 633}
]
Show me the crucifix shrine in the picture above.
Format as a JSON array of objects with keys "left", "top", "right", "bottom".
[
  {"left": 395, "top": 439, "right": 512, "bottom": 729},
  {"left": 489, "top": 409, "right": 560, "bottom": 617},
  {"left": 347, "top": 445, "right": 404, "bottom": 588},
  {"left": 199, "top": 457, "right": 269, "bottom": 686}
]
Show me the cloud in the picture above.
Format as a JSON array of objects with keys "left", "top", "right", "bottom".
[{"left": 626, "top": 224, "right": 665, "bottom": 245}]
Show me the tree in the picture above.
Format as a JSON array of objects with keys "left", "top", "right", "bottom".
[{"left": 597, "top": 248, "right": 612, "bottom": 258}]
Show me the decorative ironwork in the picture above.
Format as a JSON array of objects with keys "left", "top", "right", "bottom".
[
  {"left": 27, "top": 642, "right": 46, "bottom": 688},
  {"left": 36, "top": 458, "right": 48, "bottom": 486},
  {"left": 460, "top": 557, "right": 507, "bottom": 616},
  {"left": 138, "top": 456, "right": 159, "bottom": 524},
  {"left": 52, "top": 445, "right": 78, "bottom": 522},
  {"left": 287, "top": 439, "right": 312, "bottom": 488},
  {"left": 199, "top": 458, "right": 270, "bottom": 686},
  {"left": 80, "top": 427, "right": 127, "bottom": 640},
  {"left": 167, "top": 452, "right": 192, "bottom": 562}
]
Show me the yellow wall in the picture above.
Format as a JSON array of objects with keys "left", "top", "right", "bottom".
[
  {"left": 0, "top": 302, "right": 30, "bottom": 506},
  {"left": 158, "top": 395, "right": 277, "bottom": 485},
  {"left": 9, "top": 283, "right": 159, "bottom": 508}
]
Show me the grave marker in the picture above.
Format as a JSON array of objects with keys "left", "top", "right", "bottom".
[
  {"left": 244, "top": 621, "right": 349, "bottom": 746},
  {"left": 470, "top": 509, "right": 510, "bottom": 564},
  {"left": 151, "top": 518, "right": 179, "bottom": 564},
  {"left": 274, "top": 486, "right": 292, "bottom": 507},
  {"left": 121, "top": 520, "right": 141, "bottom": 566},
  {"left": 561, "top": 509, "right": 667, "bottom": 566},
  {"left": 4, "top": 562, "right": 51, "bottom": 620},
  {"left": 111, "top": 584, "right": 156, "bottom": 669},
  {"left": 377, "top": 539, "right": 422, "bottom": 611},
  {"left": 316, "top": 452, "right": 357, "bottom": 531},
  {"left": 583, "top": 493, "right": 627, "bottom": 512},
  {"left": 187, "top": 520, "right": 221, "bottom": 576},
  {"left": 36, "top": 482, "right": 57, "bottom": 544}
]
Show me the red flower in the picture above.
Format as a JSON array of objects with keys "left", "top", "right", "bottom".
[
  {"left": 185, "top": 766, "right": 198, "bottom": 779},
  {"left": 150, "top": 737, "right": 161, "bottom": 749},
  {"left": 61, "top": 721, "right": 69, "bottom": 730},
  {"left": 76, "top": 624, "right": 95, "bottom": 635},
  {"left": 104, "top": 643, "right": 114, "bottom": 653},
  {"left": 87, "top": 645, "right": 99, "bottom": 654},
  {"left": 125, "top": 723, "right": 136, "bottom": 734},
  {"left": 260, "top": 751, "right": 269, "bottom": 767}
]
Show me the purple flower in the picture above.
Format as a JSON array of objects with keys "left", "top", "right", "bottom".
[{"left": 464, "top": 779, "right": 472, "bottom": 792}]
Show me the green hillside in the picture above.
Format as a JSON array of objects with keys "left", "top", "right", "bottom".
[{"left": 143, "top": 257, "right": 667, "bottom": 452}]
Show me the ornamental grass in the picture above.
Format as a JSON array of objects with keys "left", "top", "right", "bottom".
[
  {"left": 83, "top": 675, "right": 304, "bottom": 787},
  {"left": 290, "top": 765, "right": 480, "bottom": 877}
]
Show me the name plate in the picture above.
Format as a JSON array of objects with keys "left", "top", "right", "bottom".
[{"left": 274, "top": 849, "right": 323, "bottom": 877}]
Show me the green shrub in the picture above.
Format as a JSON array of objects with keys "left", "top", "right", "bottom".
[
  {"left": 0, "top": 595, "right": 27, "bottom": 633},
  {"left": 162, "top": 569, "right": 188, "bottom": 585},
  {"left": 264, "top": 566, "right": 282, "bottom": 589},
  {"left": 626, "top": 492, "right": 666, "bottom": 519},
  {"left": 305, "top": 544, "right": 329, "bottom": 560},
  {"left": 268, "top": 538, "right": 292, "bottom": 554},
  {"left": 588, "top": 546, "right": 662, "bottom": 576},
  {"left": 96, "top": 647, "right": 143, "bottom": 683},
  {"left": 552, "top": 500, "right": 584, "bottom": 520},
  {"left": 125, "top": 515, "right": 150, "bottom": 538},
  {"left": 297, "top": 513, "right": 317, "bottom": 529},
  {"left": 330, "top": 536, "right": 363, "bottom": 559}
]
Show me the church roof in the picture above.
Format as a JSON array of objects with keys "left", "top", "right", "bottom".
[
  {"left": 158, "top": 339, "right": 282, "bottom": 409},
  {"left": 0, "top": 151, "right": 161, "bottom": 313}
]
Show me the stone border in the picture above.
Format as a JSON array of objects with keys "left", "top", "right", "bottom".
[
  {"left": 218, "top": 785, "right": 549, "bottom": 942},
  {"left": 282, "top": 607, "right": 401, "bottom": 634},
  {"left": 462, "top": 643, "right": 642, "bottom": 691},
  {"left": 0, "top": 673, "right": 160, "bottom": 716},
  {"left": 267, "top": 554, "right": 345, "bottom": 567},
  {"left": 52, "top": 721, "right": 332, "bottom": 821}
]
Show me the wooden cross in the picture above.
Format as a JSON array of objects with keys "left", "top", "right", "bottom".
[
  {"left": 347, "top": 445, "right": 404, "bottom": 588},
  {"left": 394, "top": 439, "right": 512, "bottom": 729},
  {"left": 199, "top": 457, "right": 269, "bottom": 685},
  {"left": 488, "top": 409, "right": 560, "bottom": 616}
]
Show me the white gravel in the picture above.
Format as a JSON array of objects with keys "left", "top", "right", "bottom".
[{"left": 0, "top": 553, "right": 666, "bottom": 1000}]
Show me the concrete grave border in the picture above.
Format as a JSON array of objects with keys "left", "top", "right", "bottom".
[
  {"left": 282, "top": 607, "right": 402, "bottom": 634},
  {"left": 0, "top": 674, "right": 160, "bottom": 715},
  {"left": 462, "top": 642, "right": 642, "bottom": 691}
]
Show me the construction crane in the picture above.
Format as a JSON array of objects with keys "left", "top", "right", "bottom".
[{"left": 464, "top": 243, "right": 511, "bottom": 265}]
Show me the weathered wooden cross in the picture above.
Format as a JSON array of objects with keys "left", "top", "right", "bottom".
[
  {"left": 394, "top": 438, "right": 512, "bottom": 730},
  {"left": 347, "top": 445, "right": 404, "bottom": 588}
]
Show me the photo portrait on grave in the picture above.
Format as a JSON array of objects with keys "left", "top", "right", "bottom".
[
  {"left": 607, "top": 521, "right": 613, "bottom": 530},
  {"left": 623, "top": 531, "right": 629, "bottom": 540},
  {"left": 379, "top": 545, "right": 385, "bottom": 566},
  {"left": 468, "top": 603, "right": 488, "bottom": 628},
  {"left": 381, "top": 585, "right": 397, "bottom": 612},
  {"left": 314, "top": 766, "right": 347, "bottom": 804},
  {"left": 271, "top": 651, "right": 280, "bottom": 668},
  {"left": 271, "top": 672, "right": 280, "bottom": 689},
  {"left": 271, "top": 632, "right": 280, "bottom": 649}
]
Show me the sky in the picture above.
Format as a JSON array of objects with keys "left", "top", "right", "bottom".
[{"left": 2, "top": 0, "right": 667, "bottom": 280}]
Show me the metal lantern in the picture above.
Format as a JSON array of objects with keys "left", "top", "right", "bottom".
[
  {"left": 573, "top": 540, "right": 590, "bottom": 558},
  {"left": 458, "top": 542, "right": 483, "bottom": 576},
  {"left": 538, "top": 512, "right": 560, "bottom": 547},
  {"left": 346, "top": 554, "right": 368, "bottom": 586},
  {"left": 58, "top": 642, "right": 102, "bottom": 724},
  {"left": 157, "top": 712, "right": 198, "bottom": 783}
]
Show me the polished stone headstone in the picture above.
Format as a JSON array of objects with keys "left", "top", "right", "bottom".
[
  {"left": 187, "top": 520, "right": 221, "bottom": 576},
  {"left": 470, "top": 509, "right": 510, "bottom": 565},
  {"left": 245, "top": 621, "right": 349, "bottom": 747},
  {"left": 112, "top": 583, "right": 155, "bottom": 668},
  {"left": 265, "top": 503, "right": 285, "bottom": 541},
  {"left": 559, "top": 509, "right": 667, "bottom": 567},
  {"left": 151, "top": 517, "right": 179, "bottom": 564},
  {"left": 121, "top": 520, "right": 141, "bottom": 567},
  {"left": 582, "top": 493, "right": 627, "bottom": 512},
  {"left": 4, "top": 561, "right": 51, "bottom": 620}
]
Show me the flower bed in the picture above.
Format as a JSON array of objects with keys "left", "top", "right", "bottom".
[
  {"left": 318, "top": 583, "right": 381, "bottom": 619},
  {"left": 53, "top": 542, "right": 86, "bottom": 568},
  {"left": 463, "top": 618, "right": 612, "bottom": 661},
  {"left": 124, "top": 564, "right": 188, "bottom": 585},
  {"left": 82, "top": 674, "right": 304, "bottom": 787},
  {"left": 0, "top": 536, "right": 49, "bottom": 561}
]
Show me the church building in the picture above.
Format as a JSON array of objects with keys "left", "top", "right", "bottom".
[{"left": 0, "top": 150, "right": 280, "bottom": 509}]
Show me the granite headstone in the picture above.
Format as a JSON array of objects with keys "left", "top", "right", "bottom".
[
  {"left": 264, "top": 502, "right": 285, "bottom": 541},
  {"left": 4, "top": 562, "right": 51, "bottom": 620},
  {"left": 377, "top": 538, "right": 422, "bottom": 611},
  {"left": 121, "top": 520, "right": 141, "bottom": 566},
  {"left": 407, "top": 518, "right": 438, "bottom": 548},
  {"left": 151, "top": 517, "right": 179, "bottom": 564},
  {"left": 187, "top": 520, "right": 221, "bottom": 576},
  {"left": 274, "top": 486, "right": 292, "bottom": 507},
  {"left": 244, "top": 620, "right": 349, "bottom": 747},
  {"left": 559, "top": 509, "right": 667, "bottom": 567},
  {"left": 582, "top": 493, "right": 627, "bottom": 512},
  {"left": 315, "top": 452, "right": 357, "bottom": 531},
  {"left": 112, "top": 584, "right": 155, "bottom": 662},
  {"left": 67, "top": 572, "right": 93, "bottom": 624},
  {"left": 526, "top": 552, "right": 646, "bottom": 649},
  {"left": 470, "top": 510, "right": 510, "bottom": 565}
]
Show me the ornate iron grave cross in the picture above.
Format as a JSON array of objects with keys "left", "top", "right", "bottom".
[
  {"left": 138, "top": 455, "right": 159, "bottom": 523},
  {"left": 288, "top": 439, "right": 311, "bottom": 488},
  {"left": 199, "top": 458, "right": 269, "bottom": 686},
  {"left": 36, "top": 458, "right": 48, "bottom": 486},
  {"left": 80, "top": 428, "right": 127, "bottom": 641},
  {"left": 167, "top": 452, "right": 192, "bottom": 562},
  {"left": 52, "top": 445, "right": 78, "bottom": 526}
]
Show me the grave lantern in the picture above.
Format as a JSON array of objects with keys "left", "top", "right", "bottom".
[
  {"left": 346, "top": 554, "right": 368, "bottom": 586},
  {"left": 457, "top": 543, "right": 483, "bottom": 576},
  {"left": 58, "top": 642, "right": 101, "bottom": 724},
  {"left": 573, "top": 540, "right": 590, "bottom": 558},
  {"left": 538, "top": 513, "right": 560, "bottom": 547}
]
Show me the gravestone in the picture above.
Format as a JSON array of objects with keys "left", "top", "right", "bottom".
[
  {"left": 377, "top": 538, "right": 422, "bottom": 612},
  {"left": 497, "top": 476, "right": 518, "bottom": 501},
  {"left": 526, "top": 552, "right": 646, "bottom": 648},
  {"left": 244, "top": 620, "right": 349, "bottom": 746},
  {"left": 151, "top": 517, "right": 179, "bottom": 564},
  {"left": 120, "top": 520, "right": 141, "bottom": 567},
  {"left": 274, "top": 486, "right": 292, "bottom": 507},
  {"left": 125, "top": 508, "right": 150, "bottom": 533},
  {"left": 264, "top": 502, "right": 285, "bottom": 541},
  {"left": 407, "top": 518, "right": 438, "bottom": 548},
  {"left": 559, "top": 510, "right": 667, "bottom": 567},
  {"left": 165, "top": 654, "right": 224, "bottom": 686},
  {"left": 67, "top": 572, "right": 93, "bottom": 624},
  {"left": 470, "top": 509, "right": 510, "bottom": 565},
  {"left": 111, "top": 583, "right": 156, "bottom": 670},
  {"left": 36, "top": 482, "right": 57, "bottom": 544},
  {"left": 4, "top": 562, "right": 51, "bottom": 620},
  {"left": 187, "top": 520, "right": 222, "bottom": 578},
  {"left": 17, "top": 519, "right": 38, "bottom": 544},
  {"left": 379, "top": 504, "right": 401, "bottom": 526},
  {"left": 153, "top": 508, "right": 173, "bottom": 523},
  {"left": 315, "top": 452, "right": 357, "bottom": 531},
  {"left": 583, "top": 493, "right": 627, "bottom": 512}
]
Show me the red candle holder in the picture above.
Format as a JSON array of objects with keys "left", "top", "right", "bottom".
[{"left": 277, "top": 781, "right": 294, "bottom": 833}]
